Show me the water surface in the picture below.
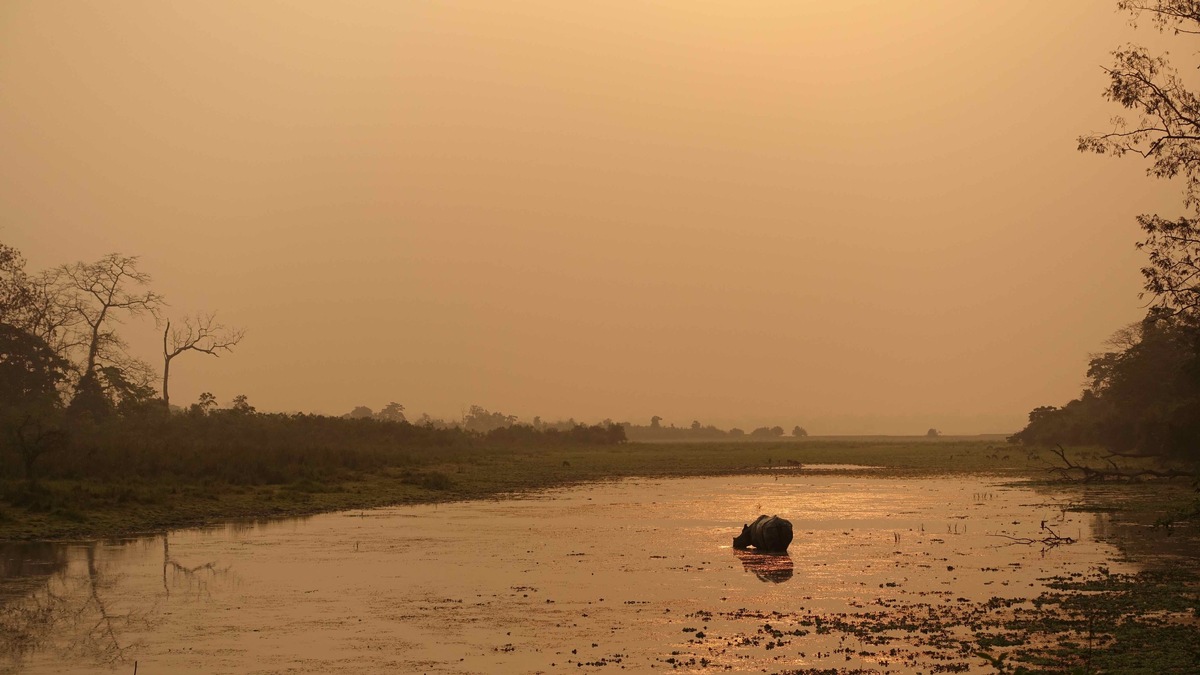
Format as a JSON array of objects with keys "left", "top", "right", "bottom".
[{"left": 1, "top": 473, "right": 1127, "bottom": 673}]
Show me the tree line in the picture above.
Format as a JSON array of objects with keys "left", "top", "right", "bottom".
[
  {"left": 338, "top": 404, "right": 814, "bottom": 442},
  {"left": 0, "top": 245, "right": 627, "bottom": 486},
  {"left": 1010, "top": 1, "right": 1200, "bottom": 469},
  {"left": 0, "top": 249, "right": 244, "bottom": 418},
  {"left": 0, "top": 247, "right": 251, "bottom": 481},
  {"left": 622, "top": 417, "right": 808, "bottom": 441}
]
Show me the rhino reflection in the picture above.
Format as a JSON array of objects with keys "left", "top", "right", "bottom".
[{"left": 734, "top": 550, "right": 794, "bottom": 583}]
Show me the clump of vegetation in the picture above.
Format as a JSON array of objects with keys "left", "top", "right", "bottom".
[
  {"left": 622, "top": 417, "right": 811, "bottom": 442},
  {"left": 676, "top": 566, "right": 1200, "bottom": 674},
  {"left": 0, "top": 401, "right": 629, "bottom": 488},
  {"left": 993, "top": 566, "right": 1200, "bottom": 672},
  {"left": 415, "top": 471, "right": 454, "bottom": 491},
  {"left": 1009, "top": 314, "right": 1200, "bottom": 463}
]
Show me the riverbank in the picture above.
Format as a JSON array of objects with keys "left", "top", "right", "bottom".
[
  {"left": 1, "top": 439, "right": 1193, "bottom": 542},
  {"left": 0, "top": 439, "right": 1021, "bottom": 540},
  {"left": 3, "top": 440, "right": 1199, "bottom": 673}
]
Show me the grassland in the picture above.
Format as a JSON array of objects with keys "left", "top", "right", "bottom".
[{"left": 1, "top": 437, "right": 1193, "bottom": 542}]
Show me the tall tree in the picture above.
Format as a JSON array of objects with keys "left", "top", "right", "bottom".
[
  {"left": 1015, "top": 1, "right": 1200, "bottom": 463},
  {"left": 0, "top": 243, "right": 34, "bottom": 325},
  {"left": 0, "top": 244, "right": 68, "bottom": 353},
  {"left": 1079, "top": 1, "right": 1200, "bottom": 315},
  {"left": 376, "top": 402, "right": 406, "bottom": 422},
  {"left": 0, "top": 324, "right": 69, "bottom": 481},
  {"left": 0, "top": 243, "right": 70, "bottom": 479},
  {"left": 161, "top": 313, "right": 244, "bottom": 410},
  {"left": 51, "top": 254, "right": 163, "bottom": 416}
]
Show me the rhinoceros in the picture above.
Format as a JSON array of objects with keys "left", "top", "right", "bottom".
[{"left": 732, "top": 514, "right": 793, "bottom": 553}]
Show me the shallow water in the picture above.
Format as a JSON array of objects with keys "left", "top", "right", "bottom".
[{"left": 1, "top": 473, "right": 1127, "bottom": 674}]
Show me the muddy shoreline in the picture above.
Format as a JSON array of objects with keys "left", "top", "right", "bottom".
[
  {"left": 1, "top": 440, "right": 1056, "bottom": 543},
  {"left": 0, "top": 465, "right": 810, "bottom": 543},
  {"left": 1, "top": 440, "right": 1192, "bottom": 553}
]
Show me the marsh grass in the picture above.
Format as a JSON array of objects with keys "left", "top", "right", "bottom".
[
  {"left": 715, "top": 566, "right": 1200, "bottom": 674},
  {"left": 1, "top": 437, "right": 1189, "bottom": 541}
]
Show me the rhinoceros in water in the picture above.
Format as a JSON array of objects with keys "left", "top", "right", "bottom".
[{"left": 732, "top": 514, "right": 793, "bottom": 553}]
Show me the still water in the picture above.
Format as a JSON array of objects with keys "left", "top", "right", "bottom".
[{"left": 0, "top": 473, "right": 1127, "bottom": 674}]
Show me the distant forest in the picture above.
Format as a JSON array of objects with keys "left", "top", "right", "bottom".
[
  {"left": 0, "top": 244, "right": 640, "bottom": 487},
  {"left": 0, "top": 241, "right": 825, "bottom": 489},
  {"left": 343, "top": 404, "right": 811, "bottom": 442}
]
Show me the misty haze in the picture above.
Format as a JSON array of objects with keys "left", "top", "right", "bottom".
[{"left": 2, "top": 1, "right": 1200, "bottom": 673}]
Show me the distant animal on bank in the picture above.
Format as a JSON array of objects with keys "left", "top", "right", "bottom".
[{"left": 732, "top": 515, "right": 793, "bottom": 553}]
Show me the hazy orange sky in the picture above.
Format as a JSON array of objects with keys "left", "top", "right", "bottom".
[{"left": 0, "top": 1, "right": 1185, "bottom": 433}]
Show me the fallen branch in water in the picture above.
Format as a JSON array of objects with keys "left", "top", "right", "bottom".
[
  {"left": 990, "top": 522, "right": 1076, "bottom": 550},
  {"left": 1046, "top": 445, "right": 1196, "bottom": 482}
]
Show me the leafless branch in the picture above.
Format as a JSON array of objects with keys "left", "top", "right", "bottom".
[
  {"left": 164, "top": 314, "right": 245, "bottom": 359},
  {"left": 1048, "top": 444, "right": 1196, "bottom": 481},
  {"left": 990, "top": 522, "right": 1077, "bottom": 550},
  {"left": 161, "top": 312, "right": 245, "bottom": 408}
]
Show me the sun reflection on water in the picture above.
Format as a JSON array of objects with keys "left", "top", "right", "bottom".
[{"left": 0, "top": 473, "right": 1131, "bottom": 674}]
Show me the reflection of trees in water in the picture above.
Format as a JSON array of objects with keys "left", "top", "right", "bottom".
[
  {"left": 70, "top": 543, "right": 148, "bottom": 664},
  {"left": 0, "top": 535, "right": 233, "bottom": 671},
  {"left": 734, "top": 550, "right": 794, "bottom": 583},
  {"left": 0, "top": 541, "right": 152, "bottom": 669},
  {"left": 1, "top": 542, "right": 72, "bottom": 667},
  {"left": 162, "top": 533, "right": 231, "bottom": 600},
  {"left": 1091, "top": 509, "right": 1200, "bottom": 563},
  {"left": 0, "top": 541, "right": 69, "bottom": 599},
  {"left": 1, "top": 585, "right": 67, "bottom": 669}
]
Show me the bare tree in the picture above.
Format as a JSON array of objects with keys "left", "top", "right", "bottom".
[
  {"left": 21, "top": 271, "right": 85, "bottom": 371},
  {"left": 161, "top": 314, "right": 244, "bottom": 409},
  {"left": 58, "top": 255, "right": 163, "bottom": 375},
  {"left": 0, "top": 245, "right": 80, "bottom": 368},
  {"left": 49, "top": 254, "right": 163, "bottom": 414}
]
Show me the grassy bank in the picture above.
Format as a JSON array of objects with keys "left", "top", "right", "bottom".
[
  {"left": 0, "top": 438, "right": 1050, "bottom": 541},
  {"left": 3, "top": 438, "right": 1195, "bottom": 542},
  {"left": 4, "top": 437, "right": 1195, "bottom": 540}
]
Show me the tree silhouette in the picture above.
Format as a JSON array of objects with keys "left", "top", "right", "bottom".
[
  {"left": 376, "top": 402, "right": 406, "bottom": 422},
  {"left": 161, "top": 313, "right": 244, "bottom": 410},
  {"left": 49, "top": 254, "right": 163, "bottom": 417},
  {"left": 1079, "top": 2, "right": 1200, "bottom": 315}
]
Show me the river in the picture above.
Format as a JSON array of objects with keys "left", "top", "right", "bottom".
[{"left": 0, "top": 471, "right": 1127, "bottom": 674}]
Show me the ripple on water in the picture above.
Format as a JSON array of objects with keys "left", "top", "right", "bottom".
[{"left": 1, "top": 474, "right": 1133, "bottom": 674}]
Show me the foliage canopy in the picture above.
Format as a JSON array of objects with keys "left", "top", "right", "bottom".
[{"left": 1016, "top": 1, "right": 1200, "bottom": 461}]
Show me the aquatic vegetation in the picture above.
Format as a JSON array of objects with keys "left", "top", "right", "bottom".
[{"left": 654, "top": 566, "right": 1200, "bottom": 673}]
